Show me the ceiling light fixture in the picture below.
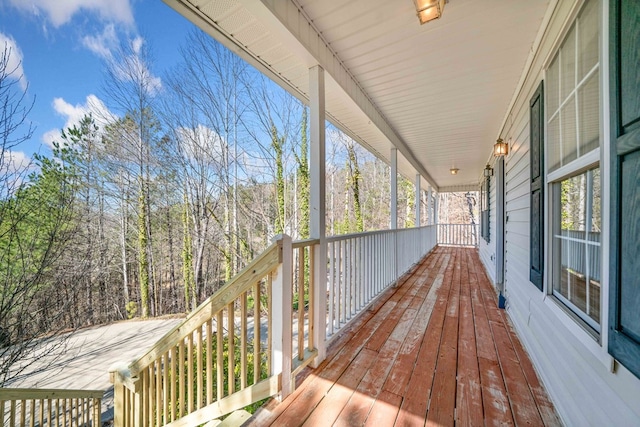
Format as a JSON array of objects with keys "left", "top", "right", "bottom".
[
  {"left": 450, "top": 167, "right": 459, "bottom": 175},
  {"left": 494, "top": 138, "right": 509, "bottom": 157},
  {"left": 414, "top": 0, "right": 446, "bottom": 24}
]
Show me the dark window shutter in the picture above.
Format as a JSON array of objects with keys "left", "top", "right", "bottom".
[
  {"left": 529, "top": 81, "right": 544, "bottom": 290},
  {"left": 609, "top": 0, "right": 640, "bottom": 379}
]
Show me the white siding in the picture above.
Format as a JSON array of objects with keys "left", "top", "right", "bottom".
[{"left": 485, "top": 0, "right": 640, "bottom": 425}]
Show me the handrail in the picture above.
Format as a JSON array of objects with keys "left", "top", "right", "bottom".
[
  {"left": 326, "top": 226, "right": 418, "bottom": 242},
  {"left": 292, "top": 238, "right": 320, "bottom": 249},
  {"left": 0, "top": 388, "right": 103, "bottom": 426}
]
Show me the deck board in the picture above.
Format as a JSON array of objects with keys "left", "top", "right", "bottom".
[{"left": 248, "top": 246, "right": 561, "bottom": 426}]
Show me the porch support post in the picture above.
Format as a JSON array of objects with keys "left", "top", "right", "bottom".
[
  {"left": 415, "top": 174, "right": 421, "bottom": 227},
  {"left": 434, "top": 192, "right": 439, "bottom": 225},
  {"left": 391, "top": 148, "right": 398, "bottom": 230},
  {"left": 427, "top": 187, "right": 433, "bottom": 225},
  {"left": 309, "top": 65, "right": 326, "bottom": 366},
  {"left": 271, "top": 234, "right": 293, "bottom": 399}
]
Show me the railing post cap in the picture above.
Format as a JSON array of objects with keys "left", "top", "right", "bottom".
[
  {"left": 108, "top": 361, "right": 129, "bottom": 373},
  {"left": 272, "top": 234, "right": 291, "bottom": 243}
]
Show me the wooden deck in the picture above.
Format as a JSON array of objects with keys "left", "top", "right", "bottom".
[{"left": 248, "top": 246, "right": 561, "bottom": 426}]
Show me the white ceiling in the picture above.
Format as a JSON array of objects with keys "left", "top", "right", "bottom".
[{"left": 163, "top": 0, "right": 551, "bottom": 192}]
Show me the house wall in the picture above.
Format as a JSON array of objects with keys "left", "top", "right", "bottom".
[{"left": 482, "top": 0, "right": 640, "bottom": 424}]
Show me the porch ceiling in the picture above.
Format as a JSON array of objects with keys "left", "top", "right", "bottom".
[{"left": 163, "top": 0, "right": 551, "bottom": 191}]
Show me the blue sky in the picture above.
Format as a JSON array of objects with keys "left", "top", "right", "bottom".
[{"left": 1, "top": 0, "right": 195, "bottom": 166}]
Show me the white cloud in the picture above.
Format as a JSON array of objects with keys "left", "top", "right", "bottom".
[
  {"left": 8, "top": 0, "right": 134, "bottom": 28},
  {"left": 1, "top": 150, "right": 31, "bottom": 173},
  {"left": 42, "top": 94, "right": 117, "bottom": 148},
  {"left": 0, "top": 33, "right": 27, "bottom": 90},
  {"left": 81, "top": 24, "right": 118, "bottom": 59}
]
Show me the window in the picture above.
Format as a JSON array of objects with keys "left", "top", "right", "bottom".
[
  {"left": 551, "top": 168, "right": 601, "bottom": 330},
  {"left": 481, "top": 174, "right": 490, "bottom": 242},
  {"left": 546, "top": 0, "right": 601, "bottom": 332}
]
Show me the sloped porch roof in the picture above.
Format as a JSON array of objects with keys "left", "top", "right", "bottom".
[{"left": 163, "top": 0, "right": 551, "bottom": 192}]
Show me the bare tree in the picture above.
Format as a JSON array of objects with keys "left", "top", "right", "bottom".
[
  {"left": 0, "top": 43, "right": 83, "bottom": 384},
  {"left": 101, "top": 37, "right": 162, "bottom": 317}
]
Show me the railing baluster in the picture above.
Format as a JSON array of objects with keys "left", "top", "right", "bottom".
[
  {"left": 328, "top": 242, "right": 335, "bottom": 335},
  {"left": 206, "top": 320, "right": 213, "bottom": 406},
  {"left": 337, "top": 239, "right": 343, "bottom": 326},
  {"left": 297, "top": 246, "right": 304, "bottom": 361},
  {"left": 187, "top": 331, "right": 193, "bottom": 414},
  {"left": 227, "top": 302, "right": 235, "bottom": 396},
  {"left": 258, "top": 279, "right": 265, "bottom": 382},
  {"left": 163, "top": 350, "right": 169, "bottom": 425},
  {"left": 216, "top": 311, "right": 223, "bottom": 401},
  {"left": 240, "top": 291, "right": 248, "bottom": 390},
  {"left": 196, "top": 325, "right": 203, "bottom": 410},
  {"left": 28, "top": 398, "right": 34, "bottom": 427},
  {"left": 308, "top": 244, "right": 315, "bottom": 353}
]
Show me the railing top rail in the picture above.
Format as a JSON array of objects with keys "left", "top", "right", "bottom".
[
  {"left": 292, "top": 238, "right": 320, "bottom": 249},
  {"left": 0, "top": 388, "right": 104, "bottom": 400},
  {"left": 128, "top": 238, "right": 283, "bottom": 377},
  {"left": 326, "top": 224, "right": 435, "bottom": 243}
]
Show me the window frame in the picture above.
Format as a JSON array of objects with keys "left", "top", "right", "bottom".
[{"left": 544, "top": 0, "right": 603, "bottom": 334}]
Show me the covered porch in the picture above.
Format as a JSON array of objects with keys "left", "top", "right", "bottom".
[{"left": 250, "top": 246, "right": 560, "bottom": 426}]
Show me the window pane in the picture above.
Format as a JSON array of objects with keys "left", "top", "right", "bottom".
[
  {"left": 591, "top": 168, "right": 601, "bottom": 232},
  {"left": 579, "top": 71, "right": 600, "bottom": 155},
  {"left": 561, "top": 25, "right": 576, "bottom": 100},
  {"left": 553, "top": 168, "right": 601, "bottom": 328},
  {"left": 548, "top": 55, "right": 560, "bottom": 114},
  {"left": 548, "top": 114, "right": 561, "bottom": 172},
  {"left": 561, "top": 96, "right": 577, "bottom": 166},
  {"left": 578, "top": 0, "right": 599, "bottom": 80}
]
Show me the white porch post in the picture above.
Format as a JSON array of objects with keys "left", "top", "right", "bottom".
[
  {"left": 434, "top": 191, "right": 439, "bottom": 225},
  {"left": 271, "top": 235, "right": 293, "bottom": 399},
  {"left": 427, "top": 186, "right": 433, "bottom": 225},
  {"left": 390, "top": 148, "right": 398, "bottom": 230},
  {"left": 390, "top": 148, "right": 398, "bottom": 284},
  {"left": 309, "top": 65, "right": 326, "bottom": 366},
  {"left": 415, "top": 174, "right": 421, "bottom": 227}
]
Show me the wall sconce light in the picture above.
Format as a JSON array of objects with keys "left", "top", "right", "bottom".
[
  {"left": 484, "top": 164, "right": 493, "bottom": 177},
  {"left": 414, "top": 0, "right": 446, "bottom": 24},
  {"left": 493, "top": 138, "right": 509, "bottom": 157},
  {"left": 450, "top": 167, "right": 459, "bottom": 175}
]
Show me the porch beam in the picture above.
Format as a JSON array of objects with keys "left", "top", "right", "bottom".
[
  {"left": 391, "top": 148, "right": 398, "bottom": 230},
  {"left": 309, "top": 65, "right": 326, "bottom": 366}
]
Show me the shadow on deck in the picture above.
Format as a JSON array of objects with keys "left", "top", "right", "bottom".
[{"left": 248, "top": 246, "right": 561, "bottom": 426}]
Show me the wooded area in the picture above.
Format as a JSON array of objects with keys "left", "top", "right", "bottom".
[{"left": 0, "top": 31, "right": 460, "bottom": 385}]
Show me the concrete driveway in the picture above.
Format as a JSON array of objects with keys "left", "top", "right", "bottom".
[{"left": 5, "top": 317, "right": 183, "bottom": 422}]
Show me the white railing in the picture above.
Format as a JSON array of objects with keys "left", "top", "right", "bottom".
[
  {"left": 325, "top": 225, "right": 437, "bottom": 340},
  {"left": 437, "top": 223, "right": 479, "bottom": 247}
]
